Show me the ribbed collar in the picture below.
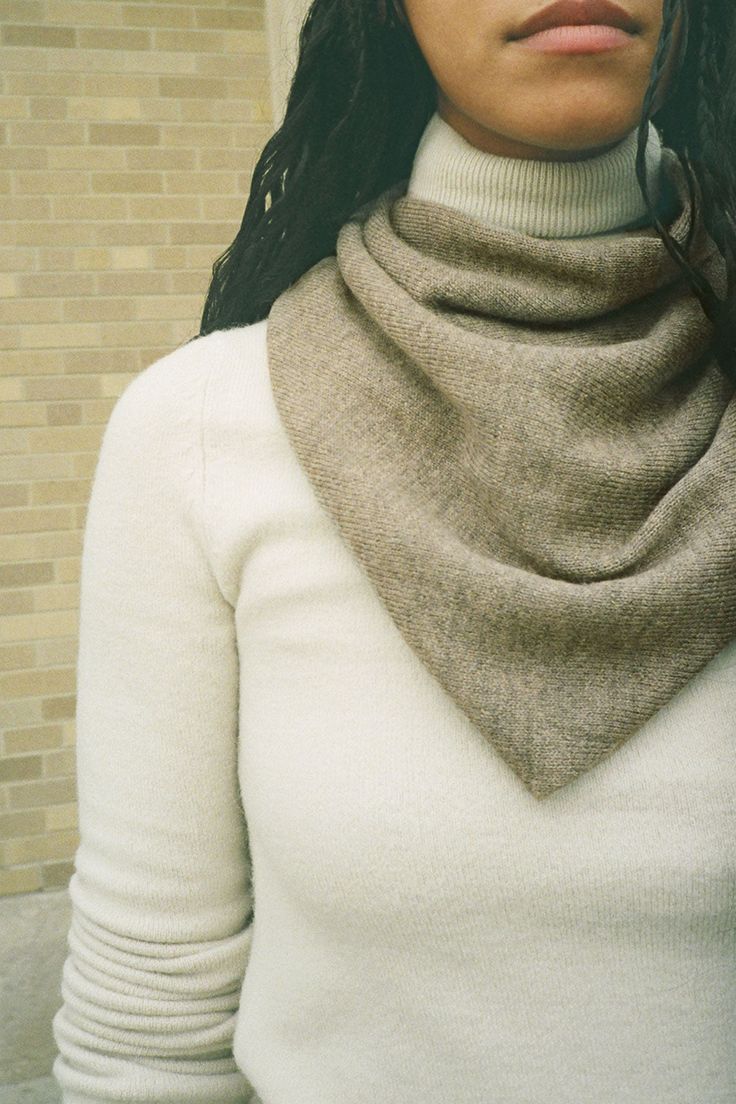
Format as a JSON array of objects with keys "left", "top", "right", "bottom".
[{"left": 407, "top": 110, "right": 678, "bottom": 238}]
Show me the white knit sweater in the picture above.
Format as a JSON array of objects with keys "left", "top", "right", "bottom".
[{"left": 52, "top": 117, "right": 736, "bottom": 1103}]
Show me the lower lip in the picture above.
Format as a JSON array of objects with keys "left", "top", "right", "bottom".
[{"left": 514, "top": 24, "right": 637, "bottom": 53}]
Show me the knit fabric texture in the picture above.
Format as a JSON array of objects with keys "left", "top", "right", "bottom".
[
  {"left": 267, "top": 144, "right": 735, "bottom": 800},
  {"left": 407, "top": 111, "right": 670, "bottom": 238}
]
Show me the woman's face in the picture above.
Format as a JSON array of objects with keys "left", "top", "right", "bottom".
[{"left": 399, "top": 0, "right": 685, "bottom": 159}]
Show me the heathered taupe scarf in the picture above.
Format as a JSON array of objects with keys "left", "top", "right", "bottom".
[{"left": 266, "top": 145, "right": 734, "bottom": 800}]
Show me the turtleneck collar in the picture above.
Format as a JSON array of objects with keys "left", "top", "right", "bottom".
[{"left": 406, "top": 110, "right": 679, "bottom": 239}]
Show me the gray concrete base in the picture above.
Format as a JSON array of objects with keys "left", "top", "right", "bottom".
[
  {"left": 0, "top": 889, "right": 71, "bottom": 1087},
  {"left": 0, "top": 1077, "right": 61, "bottom": 1103}
]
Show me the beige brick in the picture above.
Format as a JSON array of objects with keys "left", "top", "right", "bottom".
[
  {"left": 43, "top": 1, "right": 122, "bottom": 28},
  {"left": 0, "top": 697, "right": 42, "bottom": 729},
  {"left": 8, "top": 775, "right": 76, "bottom": 811},
  {"left": 42, "top": 747, "right": 76, "bottom": 778},
  {"left": 43, "top": 696, "right": 76, "bottom": 721},
  {"left": 0, "top": 643, "right": 36, "bottom": 672},
  {"left": 201, "top": 196, "right": 250, "bottom": 221},
  {"left": 82, "top": 74, "right": 158, "bottom": 97},
  {"left": 41, "top": 860, "right": 74, "bottom": 888},
  {"left": 0, "top": 95, "right": 30, "bottom": 120},
  {"left": 0, "top": 665, "right": 75, "bottom": 699},
  {"left": 153, "top": 28, "right": 224, "bottom": 52},
  {"left": 0, "top": 609, "right": 79, "bottom": 644},
  {"left": 72, "top": 452, "right": 100, "bottom": 479},
  {"left": 35, "top": 634, "right": 78, "bottom": 663},
  {"left": 0, "top": 590, "right": 34, "bottom": 615},
  {"left": 98, "top": 320, "right": 177, "bottom": 346},
  {"left": 18, "top": 271, "right": 95, "bottom": 299},
  {"left": 1, "top": 507, "right": 76, "bottom": 535},
  {"left": 199, "top": 147, "right": 253, "bottom": 170},
  {"left": 47, "top": 146, "right": 124, "bottom": 170},
  {"left": 0, "top": 400, "right": 46, "bottom": 426},
  {"left": 0, "top": 809, "right": 46, "bottom": 839},
  {"left": 0, "top": 273, "right": 19, "bottom": 298},
  {"left": 34, "top": 581, "right": 79, "bottom": 612},
  {"left": 129, "top": 196, "right": 200, "bottom": 222},
  {"left": 0, "top": 755, "right": 43, "bottom": 783},
  {"left": 2, "top": 24, "right": 76, "bottom": 48},
  {"left": 0, "top": 148, "right": 46, "bottom": 172},
  {"left": 158, "top": 75, "right": 228, "bottom": 99},
  {"left": 0, "top": 454, "right": 75, "bottom": 480},
  {"left": 161, "top": 122, "right": 235, "bottom": 147},
  {"left": 99, "top": 371, "right": 137, "bottom": 398},
  {"left": 45, "top": 802, "right": 78, "bottom": 831},
  {"left": 54, "top": 558, "right": 80, "bottom": 585},
  {"left": 179, "top": 99, "right": 254, "bottom": 125},
  {"left": 169, "top": 268, "right": 209, "bottom": 295},
  {"left": 165, "top": 169, "right": 239, "bottom": 194},
  {"left": 0, "top": 865, "right": 42, "bottom": 894},
  {"left": 5, "top": 72, "right": 79, "bottom": 96},
  {"left": 73, "top": 246, "right": 116, "bottom": 271},
  {"left": 9, "top": 120, "right": 85, "bottom": 146},
  {"left": 0, "top": 0, "right": 271, "bottom": 899},
  {"left": 77, "top": 27, "right": 150, "bottom": 51},
  {"left": 5, "top": 724, "right": 64, "bottom": 755},
  {"left": 0, "top": 427, "right": 29, "bottom": 454},
  {"left": 0, "top": 350, "right": 62, "bottom": 379},
  {"left": 0, "top": 379, "right": 24, "bottom": 401},
  {"left": 28, "top": 96, "right": 67, "bottom": 120},
  {"left": 127, "top": 147, "right": 195, "bottom": 170},
  {"left": 0, "top": 245, "right": 36, "bottom": 273},
  {"left": 150, "top": 245, "right": 187, "bottom": 268},
  {"left": 4, "top": 827, "right": 79, "bottom": 864},
  {"left": 31, "top": 476, "right": 88, "bottom": 504},
  {"left": 67, "top": 96, "right": 143, "bottom": 121},
  {"left": 61, "top": 720, "right": 76, "bottom": 747},
  {"left": 92, "top": 171, "right": 163, "bottom": 193},
  {"left": 0, "top": 483, "right": 29, "bottom": 507},
  {"left": 52, "top": 196, "right": 127, "bottom": 220},
  {"left": 89, "top": 121, "right": 159, "bottom": 145},
  {"left": 123, "top": 5, "right": 194, "bottom": 29},
  {"left": 13, "top": 167, "right": 88, "bottom": 194},
  {"left": 195, "top": 8, "right": 263, "bottom": 31},
  {"left": 170, "top": 220, "right": 234, "bottom": 245},
  {"left": 2, "top": 1, "right": 44, "bottom": 21},
  {"left": 0, "top": 300, "right": 61, "bottom": 327},
  {"left": 134, "top": 294, "right": 200, "bottom": 321},
  {"left": 1, "top": 531, "right": 82, "bottom": 565},
  {"left": 0, "top": 561, "right": 54, "bottom": 587},
  {"left": 30, "top": 424, "right": 104, "bottom": 453},
  {"left": 45, "top": 402, "right": 82, "bottom": 426},
  {"left": 96, "top": 270, "right": 162, "bottom": 296},
  {"left": 81, "top": 398, "right": 116, "bottom": 423}
]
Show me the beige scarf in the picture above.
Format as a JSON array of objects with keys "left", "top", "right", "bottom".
[{"left": 266, "top": 145, "right": 734, "bottom": 800}]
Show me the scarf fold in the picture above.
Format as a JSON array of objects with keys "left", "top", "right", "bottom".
[{"left": 266, "top": 143, "right": 734, "bottom": 800}]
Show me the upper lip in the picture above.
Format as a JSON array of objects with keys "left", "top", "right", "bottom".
[{"left": 509, "top": 0, "right": 641, "bottom": 40}]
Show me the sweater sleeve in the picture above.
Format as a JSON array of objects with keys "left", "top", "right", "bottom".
[{"left": 51, "top": 342, "right": 258, "bottom": 1104}]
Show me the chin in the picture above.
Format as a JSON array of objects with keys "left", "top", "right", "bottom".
[{"left": 519, "top": 116, "right": 644, "bottom": 152}]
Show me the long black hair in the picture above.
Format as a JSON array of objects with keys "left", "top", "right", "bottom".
[{"left": 186, "top": 0, "right": 736, "bottom": 384}]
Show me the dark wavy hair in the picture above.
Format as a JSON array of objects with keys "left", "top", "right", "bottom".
[{"left": 185, "top": 0, "right": 736, "bottom": 384}]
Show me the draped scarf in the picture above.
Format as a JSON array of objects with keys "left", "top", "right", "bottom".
[{"left": 266, "top": 145, "right": 734, "bottom": 799}]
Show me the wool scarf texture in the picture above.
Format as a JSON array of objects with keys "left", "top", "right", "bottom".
[{"left": 266, "top": 137, "right": 734, "bottom": 801}]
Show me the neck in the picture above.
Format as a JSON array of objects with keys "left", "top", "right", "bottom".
[{"left": 407, "top": 112, "right": 679, "bottom": 239}]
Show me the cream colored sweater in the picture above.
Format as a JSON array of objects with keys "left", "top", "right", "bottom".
[{"left": 52, "top": 115, "right": 736, "bottom": 1103}]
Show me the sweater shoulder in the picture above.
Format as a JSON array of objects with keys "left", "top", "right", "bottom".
[{"left": 111, "top": 320, "right": 270, "bottom": 438}]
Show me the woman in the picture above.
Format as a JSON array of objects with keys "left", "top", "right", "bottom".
[{"left": 53, "top": 1, "right": 735, "bottom": 1101}]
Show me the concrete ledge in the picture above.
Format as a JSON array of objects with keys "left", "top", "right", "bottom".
[
  {"left": 0, "top": 889, "right": 71, "bottom": 1087},
  {"left": 0, "top": 1077, "right": 61, "bottom": 1103}
]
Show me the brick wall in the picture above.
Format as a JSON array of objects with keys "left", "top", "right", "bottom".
[{"left": 1, "top": 0, "right": 273, "bottom": 897}]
